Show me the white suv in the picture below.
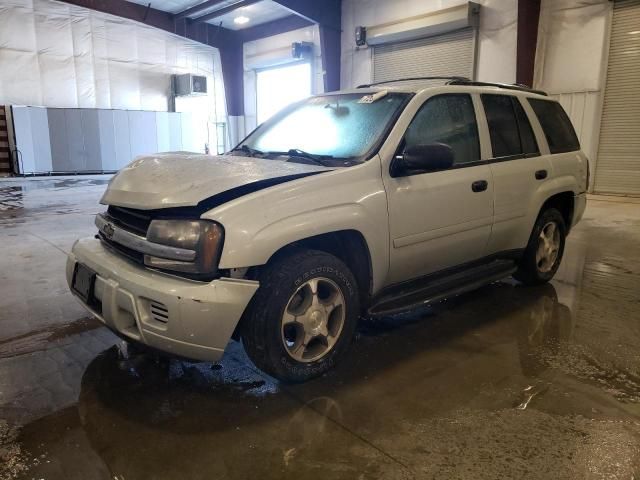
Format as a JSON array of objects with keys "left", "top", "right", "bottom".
[{"left": 67, "top": 78, "right": 588, "bottom": 382}]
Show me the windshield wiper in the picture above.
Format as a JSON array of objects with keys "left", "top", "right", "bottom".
[
  {"left": 231, "top": 144, "right": 264, "bottom": 157},
  {"left": 284, "top": 149, "right": 333, "bottom": 167}
]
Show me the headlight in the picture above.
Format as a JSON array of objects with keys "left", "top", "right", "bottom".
[{"left": 144, "top": 219, "right": 224, "bottom": 276}]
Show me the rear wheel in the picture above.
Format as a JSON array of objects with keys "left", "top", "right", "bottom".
[
  {"left": 241, "top": 248, "right": 360, "bottom": 382},
  {"left": 514, "top": 208, "right": 566, "bottom": 285}
]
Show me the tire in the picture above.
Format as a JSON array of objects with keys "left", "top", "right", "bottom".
[
  {"left": 514, "top": 208, "right": 566, "bottom": 286},
  {"left": 241, "top": 248, "right": 360, "bottom": 382}
]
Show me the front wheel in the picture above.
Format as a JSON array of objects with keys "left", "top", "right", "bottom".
[
  {"left": 514, "top": 208, "right": 566, "bottom": 285},
  {"left": 241, "top": 248, "right": 360, "bottom": 382}
]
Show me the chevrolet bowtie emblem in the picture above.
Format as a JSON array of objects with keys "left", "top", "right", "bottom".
[{"left": 103, "top": 222, "right": 115, "bottom": 240}]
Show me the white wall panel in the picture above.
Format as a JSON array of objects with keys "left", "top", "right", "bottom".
[
  {"left": 129, "top": 111, "right": 158, "bottom": 158},
  {"left": 534, "top": 0, "right": 610, "bottom": 94},
  {"left": 13, "top": 106, "right": 200, "bottom": 173},
  {"left": 156, "top": 112, "right": 171, "bottom": 153},
  {"left": 12, "top": 108, "right": 36, "bottom": 173},
  {"left": 98, "top": 110, "right": 118, "bottom": 171},
  {"left": 113, "top": 110, "right": 132, "bottom": 169},
  {"left": 168, "top": 113, "right": 183, "bottom": 151},
  {"left": 180, "top": 112, "right": 195, "bottom": 152},
  {"left": 12, "top": 107, "right": 54, "bottom": 173},
  {"left": 65, "top": 109, "right": 85, "bottom": 170},
  {"left": 82, "top": 110, "right": 102, "bottom": 171},
  {"left": 29, "top": 108, "right": 53, "bottom": 173},
  {"left": 47, "top": 109, "right": 70, "bottom": 172}
]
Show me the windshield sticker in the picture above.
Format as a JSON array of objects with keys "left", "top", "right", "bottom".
[{"left": 358, "top": 90, "right": 388, "bottom": 104}]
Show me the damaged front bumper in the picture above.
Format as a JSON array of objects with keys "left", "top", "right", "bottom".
[{"left": 66, "top": 237, "right": 259, "bottom": 362}]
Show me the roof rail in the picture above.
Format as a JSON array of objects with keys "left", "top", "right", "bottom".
[
  {"left": 357, "top": 76, "right": 470, "bottom": 88},
  {"left": 446, "top": 79, "right": 548, "bottom": 96}
]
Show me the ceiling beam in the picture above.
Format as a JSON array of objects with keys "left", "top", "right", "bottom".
[
  {"left": 192, "top": 0, "right": 261, "bottom": 23},
  {"left": 175, "top": 0, "right": 225, "bottom": 20},
  {"left": 239, "top": 14, "right": 312, "bottom": 42},
  {"left": 272, "top": 0, "right": 341, "bottom": 31},
  {"left": 58, "top": 0, "right": 173, "bottom": 32}
]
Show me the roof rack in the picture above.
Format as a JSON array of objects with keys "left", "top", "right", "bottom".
[
  {"left": 357, "top": 76, "right": 470, "bottom": 88},
  {"left": 446, "top": 79, "right": 548, "bottom": 96}
]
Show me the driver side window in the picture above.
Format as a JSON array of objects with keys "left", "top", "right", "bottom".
[{"left": 404, "top": 94, "right": 480, "bottom": 165}]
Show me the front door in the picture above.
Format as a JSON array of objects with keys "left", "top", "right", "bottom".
[{"left": 384, "top": 93, "right": 494, "bottom": 284}]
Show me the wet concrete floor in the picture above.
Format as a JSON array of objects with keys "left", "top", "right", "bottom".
[{"left": 0, "top": 176, "right": 639, "bottom": 479}]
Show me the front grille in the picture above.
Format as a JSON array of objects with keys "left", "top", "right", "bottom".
[
  {"left": 150, "top": 301, "right": 169, "bottom": 324},
  {"left": 98, "top": 232, "right": 144, "bottom": 264},
  {"left": 106, "top": 206, "right": 153, "bottom": 236}
]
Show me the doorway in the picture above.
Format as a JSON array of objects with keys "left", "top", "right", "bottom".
[{"left": 256, "top": 62, "right": 312, "bottom": 125}]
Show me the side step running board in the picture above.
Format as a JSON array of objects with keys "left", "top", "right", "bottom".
[{"left": 368, "top": 260, "right": 517, "bottom": 317}]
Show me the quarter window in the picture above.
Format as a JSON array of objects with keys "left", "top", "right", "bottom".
[
  {"left": 528, "top": 99, "right": 580, "bottom": 154},
  {"left": 403, "top": 94, "right": 480, "bottom": 165}
]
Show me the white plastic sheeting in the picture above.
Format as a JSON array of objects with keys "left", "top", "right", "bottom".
[{"left": 0, "top": 0, "right": 226, "bottom": 117}]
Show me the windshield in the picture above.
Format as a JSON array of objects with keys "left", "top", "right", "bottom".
[{"left": 237, "top": 92, "right": 410, "bottom": 162}]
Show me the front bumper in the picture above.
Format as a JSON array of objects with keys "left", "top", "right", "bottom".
[{"left": 66, "top": 237, "right": 259, "bottom": 362}]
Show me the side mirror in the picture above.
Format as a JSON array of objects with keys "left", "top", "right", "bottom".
[{"left": 394, "top": 143, "right": 454, "bottom": 176}]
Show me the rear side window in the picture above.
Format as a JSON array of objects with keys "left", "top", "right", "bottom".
[
  {"left": 528, "top": 99, "right": 580, "bottom": 154},
  {"left": 404, "top": 94, "right": 480, "bottom": 165},
  {"left": 481, "top": 94, "right": 521, "bottom": 158},
  {"left": 513, "top": 99, "right": 539, "bottom": 155},
  {"left": 481, "top": 94, "right": 540, "bottom": 159}
]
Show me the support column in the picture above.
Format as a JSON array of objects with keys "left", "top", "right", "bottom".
[{"left": 516, "top": 0, "right": 542, "bottom": 86}]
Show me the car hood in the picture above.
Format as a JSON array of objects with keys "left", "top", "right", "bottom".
[{"left": 101, "top": 152, "right": 331, "bottom": 210}]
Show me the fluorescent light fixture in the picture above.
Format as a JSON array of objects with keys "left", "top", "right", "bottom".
[{"left": 234, "top": 15, "right": 250, "bottom": 25}]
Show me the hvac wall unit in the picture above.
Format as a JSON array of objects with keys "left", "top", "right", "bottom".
[
  {"left": 11, "top": 106, "right": 200, "bottom": 174},
  {"left": 363, "top": 2, "right": 480, "bottom": 84},
  {"left": 594, "top": 0, "right": 640, "bottom": 195},
  {"left": 174, "top": 74, "right": 208, "bottom": 96}
]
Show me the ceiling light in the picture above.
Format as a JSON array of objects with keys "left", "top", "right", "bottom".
[{"left": 234, "top": 15, "right": 250, "bottom": 25}]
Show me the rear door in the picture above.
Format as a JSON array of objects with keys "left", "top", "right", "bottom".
[
  {"left": 481, "top": 94, "right": 551, "bottom": 254},
  {"left": 383, "top": 93, "right": 494, "bottom": 284}
]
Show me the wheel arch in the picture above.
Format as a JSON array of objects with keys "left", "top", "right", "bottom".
[
  {"left": 231, "top": 230, "right": 373, "bottom": 343},
  {"left": 254, "top": 229, "right": 374, "bottom": 305},
  {"left": 538, "top": 191, "right": 575, "bottom": 231}
]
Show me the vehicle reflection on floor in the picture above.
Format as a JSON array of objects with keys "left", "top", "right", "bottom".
[{"left": 17, "top": 280, "right": 636, "bottom": 480}]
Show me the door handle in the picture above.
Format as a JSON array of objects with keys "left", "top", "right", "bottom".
[
  {"left": 535, "top": 169, "right": 548, "bottom": 180},
  {"left": 471, "top": 180, "right": 488, "bottom": 192}
]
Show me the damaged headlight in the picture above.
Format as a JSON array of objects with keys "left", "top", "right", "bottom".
[{"left": 144, "top": 219, "right": 224, "bottom": 276}]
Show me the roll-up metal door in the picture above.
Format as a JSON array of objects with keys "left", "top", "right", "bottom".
[
  {"left": 594, "top": 0, "right": 640, "bottom": 195},
  {"left": 373, "top": 28, "right": 476, "bottom": 84}
]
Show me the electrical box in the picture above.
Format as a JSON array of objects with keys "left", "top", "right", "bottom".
[
  {"left": 355, "top": 26, "right": 367, "bottom": 46},
  {"left": 173, "top": 74, "right": 207, "bottom": 96},
  {"left": 291, "top": 42, "right": 314, "bottom": 60}
]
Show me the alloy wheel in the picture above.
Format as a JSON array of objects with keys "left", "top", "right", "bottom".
[{"left": 281, "top": 277, "right": 346, "bottom": 363}]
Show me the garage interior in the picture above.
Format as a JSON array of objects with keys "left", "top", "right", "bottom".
[{"left": 1, "top": 0, "right": 639, "bottom": 478}]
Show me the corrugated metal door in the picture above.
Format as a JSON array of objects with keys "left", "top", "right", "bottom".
[
  {"left": 595, "top": 0, "right": 640, "bottom": 195},
  {"left": 373, "top": 28, "right": 476, "bottom": 84}
]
